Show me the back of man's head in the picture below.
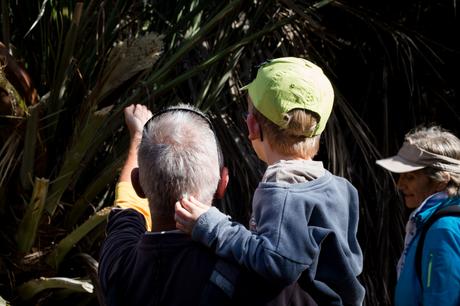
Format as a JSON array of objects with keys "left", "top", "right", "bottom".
[{"left": 138, "top": 104, "right": 222, "bottom": 217}]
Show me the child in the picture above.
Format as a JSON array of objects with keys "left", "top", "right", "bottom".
[{"left": 175, "top": 57, "right": 365, "bottom": 305}]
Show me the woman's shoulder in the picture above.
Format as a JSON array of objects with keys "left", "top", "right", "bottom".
[{"left": 428, "top": 214, "right": 460, "bottom": 232}]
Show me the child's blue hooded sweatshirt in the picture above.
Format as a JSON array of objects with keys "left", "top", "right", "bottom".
[{"left": 192, "top": 160, "right": 365, "bottom": 306}]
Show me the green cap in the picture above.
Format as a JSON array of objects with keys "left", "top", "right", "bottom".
[{"left": 241, "top": 57, "right": 334, "bottom": 136}]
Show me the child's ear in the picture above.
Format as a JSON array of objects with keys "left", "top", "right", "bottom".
[
  {"left": 247, "top": 113, "right": 262, "bottom": 141},
  {"left": 131, "top": 168, "right": 146, "bottom": 198},
  {"left": 215, "top": 167, "right": 229, "bottom": 199}
]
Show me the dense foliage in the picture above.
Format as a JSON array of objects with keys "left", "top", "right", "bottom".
[{"left": 0, "top": 1, "right": 458, "bottom": 305}]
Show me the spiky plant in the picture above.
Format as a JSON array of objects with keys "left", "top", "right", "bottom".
[{"left": 0, "top": 0, "right": 458, "bottom": 305}]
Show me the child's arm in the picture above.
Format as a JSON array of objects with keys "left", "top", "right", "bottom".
[{"left": 175, "top": 196, "right": 309, "bottom": 285}]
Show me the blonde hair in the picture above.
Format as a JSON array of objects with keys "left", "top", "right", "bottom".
[
  {"left": 252, "top": 106, "right": 321, "bottom": 159},
  {"left": 406, "top": 125, "right": 460, "bottom": 197}
]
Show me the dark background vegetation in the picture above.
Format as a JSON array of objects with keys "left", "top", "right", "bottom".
[{"left": 0, "top": 0, "right": 459, "bottom": 305}]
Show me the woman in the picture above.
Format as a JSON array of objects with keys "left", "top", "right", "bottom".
[{"left": 376, "top": 125, "right": 460, "bottom": 306}]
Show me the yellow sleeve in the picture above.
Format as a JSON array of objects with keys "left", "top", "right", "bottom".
[{"left": 115, "top": 181, "right": 152, "bottom": 231}]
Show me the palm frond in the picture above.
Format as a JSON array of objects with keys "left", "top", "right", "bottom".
[
  {"left": 1, "top": 1, "right": 459, "bottom": 305},
  {"left": 0, "top": 130, "right": 21, "bottom": 187},
  {"left": 46, "top": 207, "right": 110, "bottom": 269},
  {"left": 16, "top": 277, "right": 93, "bottom": 302},
  {"left": 16, "top": 177, "right": 49, "bottom": 253}
]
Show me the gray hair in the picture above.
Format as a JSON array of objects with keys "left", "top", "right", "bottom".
[
  {"left": 138, "top": 104, "right": 223, "bottom": 216},
  {"left": 405, "top": 125, "right": 460, "bottom": 197}
]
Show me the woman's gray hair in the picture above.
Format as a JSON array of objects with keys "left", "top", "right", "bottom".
[
  {"left": 405, "top": 125, "right": 460, "bottom": 197},
  {"left": 138, "top": 104, "right": 223, "bottom": 216}
]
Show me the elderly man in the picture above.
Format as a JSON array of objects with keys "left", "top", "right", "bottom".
[{"left": 98, "top": 104, "right": 317, "bottom": 306}]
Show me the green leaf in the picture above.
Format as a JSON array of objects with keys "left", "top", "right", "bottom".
[
  {"left": 16, "top": 177, "right": 49, "bottom": 253},
  {"left": 20, "top": 104, "right": 41, "bottom": 190},
  {"left": 0, "top": 295, "right": 11, "bottom": 306},
  {"left": 46, "top": 2, "right": 84, "bottom": 138},
  {"left": 46, "top": 207, "right": 110, "bottom": 269},
  {"left": 65, "top": 155, "right": 125, "bottom": 228},
  {"left": 146, "top": 0, "right": 244, "bottom": 84},
  {"left": 16, "top": 277, "right": 93, "bottom": 301},
  {"left": 45, "top": 106, "right": 113, "bottom": 216}
]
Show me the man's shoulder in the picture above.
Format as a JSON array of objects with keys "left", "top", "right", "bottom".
[
  {"left": 109, "top": 206, "right": 142, "bottom": 217},
  {"left": 108, "top": 207, "right": 146, "bottom": 226}
]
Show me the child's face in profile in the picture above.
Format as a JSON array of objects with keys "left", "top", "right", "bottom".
[{"left": 246, "top": 96, "right": 267, "bottom": 163}]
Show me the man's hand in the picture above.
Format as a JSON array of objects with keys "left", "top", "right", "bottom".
[
  {"left": 124, "top": 104, "right": 153, "bottom": 140},
  {"left": 118, "top": 104, "right": 153, "bottom": 184},
  {"left": 174, "top": 196, "right": 210, "bottom": 234}
]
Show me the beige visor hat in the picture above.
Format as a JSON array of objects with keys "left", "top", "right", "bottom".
[{"left": 376, "top": 142, "right": 460, "bottom": 174}]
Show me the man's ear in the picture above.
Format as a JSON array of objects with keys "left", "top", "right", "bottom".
[
  {"left": 247, "top": 113, "right": 261, "bottom": 141},
  {"left": 215, "top": 167, "right": 229, "bottom": 199},
  {"left": 131, "top": 168, "right": 146, "bottom": 198}
]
